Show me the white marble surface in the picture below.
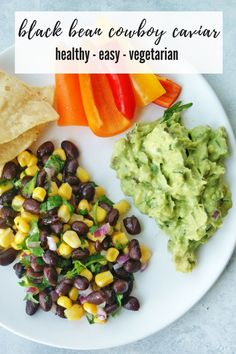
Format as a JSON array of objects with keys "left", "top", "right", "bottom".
[{"left": 0, "top": 0, "right": 236, "bottom": 353}]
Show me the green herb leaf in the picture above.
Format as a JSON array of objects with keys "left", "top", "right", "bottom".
[
  {"left": 93, "top": 202, "right": 98, "bottom": 225},
  {"left": 86, "top": 313, "right": 95, "bottom": 324},
  {"left": 85, "top": 254, "right": 106, "bottom": 268},
  {"left": 18, "top": 278, "right": 28, "bottom": 287},
  {"left": 20, "top": 255, "right": 31, "bottom": 267},
  {"left": 112, "top": 294, "right": 123, "bottom": 317},
  {"left": 40, "top": 195, "right": 63, "bottom": 213},
  {"left": 28, "top": 221, "right": 44, "bottom": 256},
  {"left": 13, "top": 179, "right": 22, "bottom": 188},
  {"left": 65, "top": 260, "right": 86, "bottom": 279},
  {"left": 22, "top": 172, "right": 38, "bottom": 197},
  {"left": 23, "top": 292, "right": 39, "bottom": 304},
  {"left": 45, "top": 154, "right": 65, "bottom": 174},
  {"left": 162, "top": 101, "right": 193, "bottom": 123},
  {"left": 63, "top": 199, "right": 75, "bottom": 215},
  {"left": 98, "top": 195, "right": 114, "bottom": 207},
  {"left": 78, "top": 208, "right": 88, "bottom": 216},
  {"left": 89, "top": 225, "right": 99, "bottom": 234},
  {"left": 114, "top": 241, "right": 128, "bottom": 250},
  {"left": 90, "top": 181, "right": 98, "bottom": 188}
]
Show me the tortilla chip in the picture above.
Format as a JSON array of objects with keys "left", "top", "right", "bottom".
[
  {"left": 0, "top": 71, "right": 58, "bottom": 144},
  {"left": 32, "top": 86, "right": 55, "bottom": 106},
  {"left": 0, "top": 124, "right": 45, "bottom": 166}
]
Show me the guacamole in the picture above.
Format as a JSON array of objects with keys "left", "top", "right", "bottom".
[{"left": 111, "top": 103, "right": 232, "bottom": 272}]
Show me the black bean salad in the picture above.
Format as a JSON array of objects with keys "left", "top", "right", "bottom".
[{"left": 0, "top": 140, "right": 151, "bottom": 323}]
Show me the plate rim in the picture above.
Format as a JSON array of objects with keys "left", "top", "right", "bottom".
[{"left": 0, "top": 45, "right": 235, "bottom": 350}]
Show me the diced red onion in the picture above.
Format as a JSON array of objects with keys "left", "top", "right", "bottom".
[
  {"left": 97, "top": 307, "right": 107, "bottom": 321},
  {"left": 28, "top": 241, "right": 41, "bottom": 248},
  {"left": 47, "top": 236, "right": 57, "bottom": 251},
  {"left": 27, "top": 287, "right": 38, "bottom": 294},
  {"left": 113, "top": 263, "right": 123, "bottom": 271},
  {"left": 117, "top": 254, "right": 130, "bottom": 265},
  {"left": 79, "top": 295, "right": 87, "bottom": 304},
  {"left": 212, "top": 210, "right": 220, "bottom": 220},
  {"left": 94, "top": 223, "right": 111, "bottom": 238},
  {"left": 79, "top": 286, "right": 93, "bottom": 297}
]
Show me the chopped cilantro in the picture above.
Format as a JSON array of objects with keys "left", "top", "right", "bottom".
[
  {"left": 20, "top": 255, "right": 31, "bottom": 267},
  {"left": 23, "top": 292, "right": 39, "bottom": 304},
  {"left": 93, "top": 202, "right": 99, "bottom": 225},
  {"left": 114, "top": 242, "right": 128, "bottom": 250},
  {"left": 13, "top": 179, "right": 22, "bottom": 188},
  {"left": 40, "top": 195, "right": 63, "bottom": 213},
  {"left": 78, "top": 208, "right": 88, "bottom": 216},
  {"left": 86, "top": 313, "right": 95, "bottom": 324},
  {"left": 112, "top": 294, "right": 123, "bottom": 317},
  {"left": 28, "top": 221, "right": 44, "bottom": 257},
  {"left": 63, "top": 199, "right": 75, "bottom": 214},
  {"left": 98, "top": 195, "right": 114, "bottom": 207},
  {"left": 85, "top": 254, "right": 106, "bottom": 268},
  {"left": 65, "top": 260, "right": 86, "bottom": 279},
  {"left": 45, "top": 154, "right": 65, "bottom": 174},
  {"left": 22, "top": 172, "right": 38, "bottom": 197},
  {"left": 162, "top": 101, "right": 193, "bottom": 124},
  {"left": 89, "top": 225, "right": 99, "bottom": 234}
]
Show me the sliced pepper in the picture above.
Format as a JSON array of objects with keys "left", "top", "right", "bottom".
[
  {"left": 130, "top": 74, "right": 166, "bottom": 107},
  {"left": 154, "top": 76, "right": 182, "bottom": 108},
  {"left": 55, "top": 74, "right": 88, "bottom": 126},
  {"left": 106, "top": 74, "right": 135, "bottom": 120},
  {"left": 79, "top": 74, "right": 132, "bottom": 137}
]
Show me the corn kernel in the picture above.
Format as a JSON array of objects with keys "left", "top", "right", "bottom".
[
  {"left": 69, "top": 214, "right": 83, "bottom": 224},
  {"left": 87, "top": 232, "right": 106, "bottom": 243},
  {"left": 58, "top": 183, "right": 72, "bottom": 200},
  {"left": 96, "top": 206, "right": 107, "bottom": 223},
  {"left": 123, "top": 246, "right": 129, "bottom": 255},
  {"left": 12, "top": 195, "right": 25, "bottom": 211},
  {"left": 83, "top": 219, "right": 93, "bottom": 227},
  {"left": 76, "top": 167, "right": 90, "bottom": 183},
  {"left": 53, "top": 148, "right": 66, "bottom": 161},
  {"left": 20, "top": 171, "right": 26, "bottom": 179},
  {"left": 95, "top": 271, "right": 113, "bottom": 287},
  {"left": 48, "top": 181, "right": 58, "bottom": 197},
  {"left": 11, "top": 240, "right": 22, "bottom": 250},
  {"left": 58, "top": 204, "right": 71, "bottom": 223},
  {"left": 140, "top": 245, "right": 152, "bottom": 264},
  {"left": 63, "top": 230, "right": 81, "bottom": 249},
  {"left": 114, "top": 220, "right": 121, "bottom": 231},
  {"left": 17, "top": 151, "right": 31, "bottom": 167},
  {"left": 95, "top": 186, "right": 106, "bottom": 198},
  {"left": 94, "top": 317, "right": 107, "bottom": 324},
  {"left": 88, "top": 241, "right": 96, "bottom": 255},
  {"left": 81, "top": 239, "right": 89, "bottom": 249},
  {"left": 28, "top": 155, "right": 38, "bottom": 167},
  {"left": 80, "top": 268, "right": 93, "bottom": 281},
  {"left": 69, "top": 287, "right": 79, "bottom": 301},
  {"left": 57, "top": 242, "right": 72, "bottom": 257},
  {"left": 25, "top": 165, "right": 39, "bottom": 177},
  {"left": 83, "top": 302, "right": 97, "bottom": 315},
  {"left": 63, "top": 224, "right": 70, "bottom": 232},
  {"left": 106, "top": 247, "right": 119, "bottom": 262},
  {"left": 21, "top": 211, "right": 39, "bottom": 223},
  {"left": 64, "top": 304, "right": 84, "bottom": 320},
  {"left": 15, "top": 231, "right": 27, "bottom": 245},
  {"left": 0, "top": 228, "right": 14, "bottom": 248},
  {"left": 52, "top": 235, "right": 60, "bottom": 244},
  {"left": 112, "top": 232, "right": 129, "bottom": 247},
  {"left": 113, "top": 200, "right": 130, "bottom": 215},
  {"left": 32, "top": 187, "right": 46, "bottom": 202},
  {"left": 57, "top": 296, "right": 72, "bottom": 309},
  {"left": 57, "top": 173, "right": 62, "bottom": 181},
  {"left": 14, "top": 216, "right": 30, "bottom": 233},
  {"left": 56, "top": 267, "right": 62, "bottom": 274},
  {"left": 78, "top": 199, "right": 90, "bottom": 211},
  {"left": 0, "top": 181, "right": 13, "bottom": 196}
]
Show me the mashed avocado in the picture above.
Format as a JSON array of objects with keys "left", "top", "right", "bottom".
[{"left": 111, "top": 103, "right": 232, "bottom": 272}]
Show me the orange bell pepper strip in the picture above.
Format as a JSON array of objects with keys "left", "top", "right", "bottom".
[
  {"left": 130, "top": 74, "right": 166, "bottom": 107},
  {"left": 154, "top": 76, "right": 182, "bottom": 108},
  {"left": 106, "top": 74, "right": 135, "bottom": 120},
  {"left": 79, "top": 74, "right": 132, "bottom": 137},
  {"left": 55, "top": 74, "right": 88, "bottom": 126}
]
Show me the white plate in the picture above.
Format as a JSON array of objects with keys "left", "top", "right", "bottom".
[{"left": 0, "top": 46, "right": 236, "bottom": 350}]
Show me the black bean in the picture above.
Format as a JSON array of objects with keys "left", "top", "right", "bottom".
[
  {"left": 50, "top": 221, "right": 63, "bottom": 235},
  {"left": 113, "top": 279, "right": 129, "bottom": 294},
  {"left": 13, "top": 262, "right": 25, "bottom": 278},
  {"left": 1, "top": 206, "right": 16, "bottom": 219},
  {"left": 64, "top": 175, "right": 80, "bottom": 186},
  {"left": 71, "top": 221, "right": 89, "bottom": 236},
  {"left": 21, "top": 175, "right": 32, "bottom": 187},
  {"left": 2, "top": 162, "right": 18, "bottom": 180},
  {"left": 37, "top": 170, "right": 47, "bottom": 187},
  {"left": 30, "top": 256, "right": 45, "bottom": 272},
  {"left": 106, "top": 208, "right": 119, "bottom": 226},
  {"left": 40, "top": 214, "right": 60, "bottom": 226},
  {"left": 123, "top": 260, "right": 141, "bottom": 273},
  {"left": 71, "top": 184, "right": 81, "bottom": 195},
  {"left": 41, "top": 154, "right": 50, "bottom": 165},
  {"left": 102, "top": 287, "right": 116, "bottom": 305},
  {"left": 55, "top": 305, "right": 66, "bottom": 318},
  {"left": 0, "top": 248, "right": 18, "bottom": 266},
  {"left": 26, "top": 268, "right": 43, "bottom": 283},
  {"left": 61, "top": 141, "right": 79, "bottom": 160},
  {"left": 23, "top": 198, "right": 40, "bottom": 215},
  {"left": 43, "top": 266, "right": 58, "bottom": 286},
  {"left": 99, "top": 202, "right": 112, "bottom": 213},
  {"left": 71, "top": 247, "right": 89, "bottom": 261},
  {"left": 64, "top": 159, "right": 79, "bottom": 175},
  {"left": 95, "top": 240, "right": 103, "bottom": 252},
  {"left": 128, "top": 239, "right": 141, "bottom": 261},
  {"left": 37, "top": 141, "right": 54, "bottom": 158},
  {"left": 123, "top": 296, "right": 140, "bottom": 311},
  {"left": 56, "top": 278, "right": 73, "bottom": 296},
  {"left": 42, "top": 250, "right": 58, "bottom": 266},
  {"left": 101, "top": 236, "right": 112, "bottom": 250},
  {"left": 26, "top": 299, "right": 39, "bottom": 316},
  {"left": 80, "top": 183, "right": 95, "bottom": 202},
  {"left": 40, "top": 229, "right": 50, "bottom": 248},
  {"left": 39, "top": 291, "right": 52, "bottom": 312},
  {"left": 112, "top": 266, "right": 133, "bottom": 281},
  {"left": 50, "top": 290, "right": 59, "bottom": 303},
  {"left": 69, "top": 194, "right": 78, "bottom": 209},
  {"left": 104, "top": 303, "right": 119, "bottom": 315},
  {"left": 74, "top": 275, "right": 89, "bottom": 290},
  {"left": 122, "top": 281, "right": 133, "bottom": 300},
  {"left": 0, "top": 217, "right": 13, "bottom": 228},
  {"left": 0, "top": 188, "right": 17, "bottom": 205},
  {"left": 86, "top": 291, "right": 106, "bottom": 305},
  {"left": 123, "top": 216, "right": 141, "bottom": 235}
]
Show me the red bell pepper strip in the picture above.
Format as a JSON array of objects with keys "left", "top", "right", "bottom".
[
  {"left": 55, "top": 74, "right": 88, "bottom": 126},
  {"left": 106, "top": 74, "right": 136, "bottom": 120},
  {"left": 153, "top": 76, "right": 182, "bottom": 108}
]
